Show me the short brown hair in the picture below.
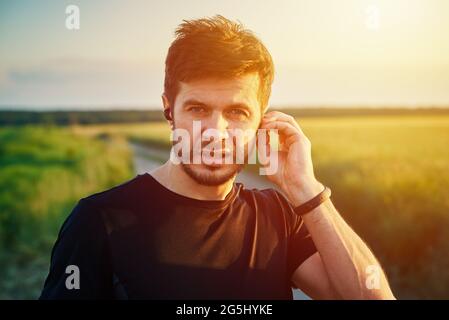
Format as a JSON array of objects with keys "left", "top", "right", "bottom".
[{"left": 163, "top": 15, "right": 274, "bottom": 113}]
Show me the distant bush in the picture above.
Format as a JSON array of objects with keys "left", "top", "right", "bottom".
[
  {"left": 0, "top": 110, "right": 166, "bottom": 126},
  {"left": 2, "top": 107, "right": 449, "bottom": 126}
]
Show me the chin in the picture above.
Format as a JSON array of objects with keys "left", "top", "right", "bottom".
[{"left": 181, "top": 163, "right": 243, "bottom": 186}]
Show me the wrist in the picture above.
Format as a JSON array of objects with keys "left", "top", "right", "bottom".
[{"left": 285, "top": 179, "right": 325, "bottom": 207}]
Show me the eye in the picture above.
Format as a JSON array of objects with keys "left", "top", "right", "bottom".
[
  {"left": 227, "top": 108, "right": 249, "bottom": 119},
  {"left": 189, "top": 106, "right": 207, "bottom": 114}
]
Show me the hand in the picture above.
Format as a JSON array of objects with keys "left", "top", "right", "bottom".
[{"left": 260, "top": 111, "right": 324, "bottom": 206}]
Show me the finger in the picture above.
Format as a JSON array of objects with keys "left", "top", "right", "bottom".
[
  {"left": 262, "top": 119, "right": 311, "bottom": 151},
  {"left": 263, "top": 110, "right": 297, "bottom": 123},
  {"left": 263, "top": 112, "right": 301, "bottom": 130},
  {"left": 263, "top": 111, "right": 304, "bottom": 135},
  {"left": 255, "top": 129, "right": 270, "bottom": 150},
  {"left": 284, "top": 134, "right": 302, "bottom": 149},
  {"left": 262, "top": 120, "right": 299, "bottom": 139}
]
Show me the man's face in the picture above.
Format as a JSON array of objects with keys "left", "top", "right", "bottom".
[{"left": 169, "top": 72, "right": 263, "bottom": 186}]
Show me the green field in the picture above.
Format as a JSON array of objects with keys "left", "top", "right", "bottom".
[
  {"left": 0, "top": 125, "right": 134, "bottom": 299},
  {"left": 303, "top": 116, "right": 449, "bottom": 299},
  {"left": 1, "top": 113, "right": 449, "bottom": 299}
]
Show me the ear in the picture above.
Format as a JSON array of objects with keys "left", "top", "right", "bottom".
[
  {"left": 161, "top": 94, "right": 174, "bottom": 129},
  {"left": 258, "top": 109, "right": 267, "bottom": 129},
  {"left": 256, "top": 112, "right": 270, "bottom": 149}
]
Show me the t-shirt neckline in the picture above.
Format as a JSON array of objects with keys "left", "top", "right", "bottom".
[{"left": 141, "top": 172, "right": 241, "bottom": 209}]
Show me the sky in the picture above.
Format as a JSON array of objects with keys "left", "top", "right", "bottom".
[{"left": 1, "top": 0, "right": 449, "bottom": 110}]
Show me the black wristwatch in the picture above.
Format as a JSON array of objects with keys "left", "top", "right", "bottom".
[{"left": 293, "top": 185, "right": 332, "bottom": 216}]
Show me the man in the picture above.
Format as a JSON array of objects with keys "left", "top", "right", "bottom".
[{"left": 40, "top": 15, "right": 395, "bottom": 300}]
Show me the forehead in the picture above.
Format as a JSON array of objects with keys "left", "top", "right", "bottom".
[{"left": 176, "top": 72, "right": 260, "bottom": 108}]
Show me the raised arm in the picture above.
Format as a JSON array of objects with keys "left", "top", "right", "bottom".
[{"left": 261, "top": 111, "right": 395, "bottom": 300}]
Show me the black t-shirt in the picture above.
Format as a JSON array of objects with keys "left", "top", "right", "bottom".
[{"left": 39, "top": 173, "right": 317, "bottom": 299}]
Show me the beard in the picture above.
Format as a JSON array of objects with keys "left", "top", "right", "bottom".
[
  {"left": 181, "top": 162, "right": 244, "bottom": 186},
  {"left": 178, "top": 138, "right": 251, "bottom": 186},
  {"left": 171, "top": 122, "right": 255, "bottom": 186}
]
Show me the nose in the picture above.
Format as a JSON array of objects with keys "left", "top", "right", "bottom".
[
  {"left": 204, "top": 112, "right": 230, "bottom": 140},
  {"left": 202, "top": 112, "right": 230, "bottom": 149}
]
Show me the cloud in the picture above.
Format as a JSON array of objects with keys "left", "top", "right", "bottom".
[{"left": 0, "top": 58, "right": 165, "bottom": 107}]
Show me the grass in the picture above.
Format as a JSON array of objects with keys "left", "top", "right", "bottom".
[
  {"left": 0, "top": 125, "right": 134, "bottom": 299},
  {"left": 302, "top": 116, "right": 449, "bottom": 299},
  {"left": 1, "top": 113, "right": 449, "bottom": 299}
]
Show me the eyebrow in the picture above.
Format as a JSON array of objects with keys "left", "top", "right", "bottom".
[
  {"left": 182, "top": 99, "right": 207, "bottom": 108},
  {"left": 182, "top": 99, "right": 251, "bottom": 111}
]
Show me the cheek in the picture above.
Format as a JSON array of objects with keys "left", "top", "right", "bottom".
[
  {"left": 228, "top": 131, "right": 257, "bottom": 152},
  {"left": 230, "top": 115, "right": 261, "bottom": 130}
]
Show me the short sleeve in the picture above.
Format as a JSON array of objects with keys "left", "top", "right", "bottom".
[
  {"left": 39, "top": 199, "right": 113, "bottom": 299},
  {"left": 271, "top": 190, "right": 318, "bottom": 281},
  {"left": 287, "top": 215, "right": 317, "bottom": 281}
]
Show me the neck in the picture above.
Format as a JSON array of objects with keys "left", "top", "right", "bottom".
[{"left": 150, "top": 161, "right": 235, "bottom": 201}]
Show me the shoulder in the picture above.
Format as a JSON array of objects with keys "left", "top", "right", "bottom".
[
  {"left": 238, "top": 183, "right": 292, "bottom": 210},
  {"left": 76, "top": 174, "right": 150, "bottom": 233},
  {"left": 60, "top": 174, "right": 146, "bottom": 236},
  {"left": 239, "top": 184, "right": 284, "bottom": 205},
  {"left": 237, "top": 183, "right": 301, "bottom": 235},
  {"left": 81, "top": 174, "right": 146, "bottom": 209}
]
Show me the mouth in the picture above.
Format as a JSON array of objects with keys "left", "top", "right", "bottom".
[
  {"left": 203, "top": 148, "right": 231, "bottom": 152},
  {"left": 201, "top": 148, "right": 233, "bottom": 167},
  {"left": 202, "top": 148, "right": 232, "bottom": 156}
]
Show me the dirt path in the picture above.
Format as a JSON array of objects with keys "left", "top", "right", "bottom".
[{"left": 129, "top": 142, "right": 309, "bottom": 300}]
